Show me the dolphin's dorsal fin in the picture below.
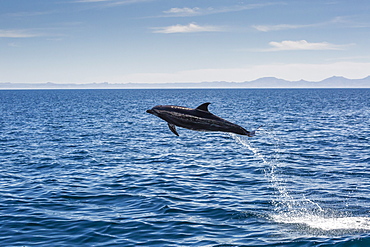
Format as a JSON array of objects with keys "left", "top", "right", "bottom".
[
  {"left": 168, "top": 123, "right": 179, "bottom": 136},
  {"left": 196, "top": 102, "right": 211, "bottom": 112}
]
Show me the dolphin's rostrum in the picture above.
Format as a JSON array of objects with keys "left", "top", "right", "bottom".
[{"left": 146, "top": 102, "right": 256, "bottom": 137}]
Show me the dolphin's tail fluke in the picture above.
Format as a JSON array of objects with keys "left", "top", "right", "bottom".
[{"left": 247, "top": 125, "right": 263, "bottom": 137}]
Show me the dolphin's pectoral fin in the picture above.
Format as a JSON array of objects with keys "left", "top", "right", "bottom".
[
  {"left": 196, "top": 102, "right": 211, "bottom": 112},
  {"left": 168, "top": 123, "right": 179, "bottom": 136}
]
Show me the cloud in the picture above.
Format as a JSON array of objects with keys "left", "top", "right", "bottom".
[
  {"left": 248, "top": 40, "right": 354, "bottom": 52},
  {"left": 74, "top": 0, "right": 152, "bottom": 5},
  {"left": 6, "top": 11, "right": 55, "bottom": 18},
  {"left": 161, "top": 3, "right": 280, "bottom": 17},
  {"left": 75, "top": 0, "right": 111, "bottom": 2},
  {"left": 252, "top": 20, "right": 327, "bottom": 32},
  {"left": 152, "top": 23, "right": 223, "bottom": 34},
  {"left": 265, "top": 40, "right": 351, "bottom": 51},
  {"left": 163, "top": 7, "right": 200, "bottom": 17},
  {"left": 252, "top": 24, "right": 309, "bottom": 32},
  {"left": 244, "top": 40, "right": 353, "bottom": 52},
  {"left": 0, "top": 29, "right": 41, "bottom": 38},
  {"left": 252, "top": 17, "right": 364, "bottom": 32}
]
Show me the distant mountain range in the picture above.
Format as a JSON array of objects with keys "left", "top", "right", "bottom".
[{"left": 1, "top": 76, "right": 370, "bottom": 89}]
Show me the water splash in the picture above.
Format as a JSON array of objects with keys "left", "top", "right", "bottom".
[
  {"left": 230, "top": 130, "right": 292, "bottom": 211},
  {"left": 272, "top": 215, "right": 370, "bottom": 231},
  {"left": 231, "top": 133, "right": 267, "bottom": 164},
  {"left": 230, "top": 130, "right": 370, "bottom": 232}
]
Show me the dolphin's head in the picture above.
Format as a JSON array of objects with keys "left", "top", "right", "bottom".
[
  {"left": 146, "top": 109, "right": 154, "bottom": 114},
  {"left": 146, "top": 108, "right": 156, "bottom": 115},
  {"left": 146, "top": 106, "right": 161, "bottom": 116}
]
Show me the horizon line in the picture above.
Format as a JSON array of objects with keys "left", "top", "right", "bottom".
[{"left": 1, "top": 75, "right": 369, "bottom": 89}]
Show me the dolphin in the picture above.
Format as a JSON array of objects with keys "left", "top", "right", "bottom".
[{"left": 146, "top": 102, "right": 257, "bottom": 137}]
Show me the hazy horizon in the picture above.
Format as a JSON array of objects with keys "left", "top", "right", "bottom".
[{"left": 1, "top": 76, "right": 370, "bottom": 89}]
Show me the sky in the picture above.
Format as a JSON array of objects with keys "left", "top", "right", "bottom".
[{"left": 1, "top": 0, "right": 370, "bottom": 84}]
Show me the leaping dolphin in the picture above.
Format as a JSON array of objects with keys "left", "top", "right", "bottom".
[{"left": 146, "top": 102, "right": 257, "bottom": 137}]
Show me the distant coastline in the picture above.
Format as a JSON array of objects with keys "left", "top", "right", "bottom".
[{"left": 1, "top": 76, "right": 370, "bottom": 89}]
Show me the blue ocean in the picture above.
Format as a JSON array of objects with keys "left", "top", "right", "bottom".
[{"left": 1, "top": 89, "right": 369, "bottom": 246}]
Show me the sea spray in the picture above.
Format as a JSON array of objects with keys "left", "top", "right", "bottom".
[
  {"left": 230, "top": 130, "right": 293, "bottom": 211},
  {"left": 230, "top": 131, "right": 370, "bottom": 233}
]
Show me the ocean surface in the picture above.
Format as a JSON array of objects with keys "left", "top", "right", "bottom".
[{"left": 0, "top": 89, "right": 369, "bottom": 246}]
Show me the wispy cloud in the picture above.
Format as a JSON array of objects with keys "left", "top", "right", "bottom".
[
  {"left": 252, "top": 16, "right": 365, "bottom": 32},
  {"left": 5, "top": 11, "right": 55, "bottom": 18},
  {"left": 152, "top": 23, "right": 224, "bottom": 34},
  {"left": 75, "top": 0, "right": 111, "bottom": 2},
  {"left": 163, "top": 7, "right": 201, "bottom": 17},
  {"left": 242, "top": 40, "right": 354, "bottom": 52},
  {"left": 252, "top": 24, "right": 311, "bottom": 32},
  {"left": 74, "top": 0, "right": 152, "bottom": 5},
  {"left": 252, "top": 19, "right": 328, "bottom": 32},
  {"left": 258, "top": 40, "right": 353, "bottom": 51},
  {"left": 334, "top": 16, "right": 370, "bottom": 28},
  {"left": 0, "top": 29, "right": 42, "bottom": 38},
  {"left": 160, "top": 3, "right": 280, "bottom": 17}
]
